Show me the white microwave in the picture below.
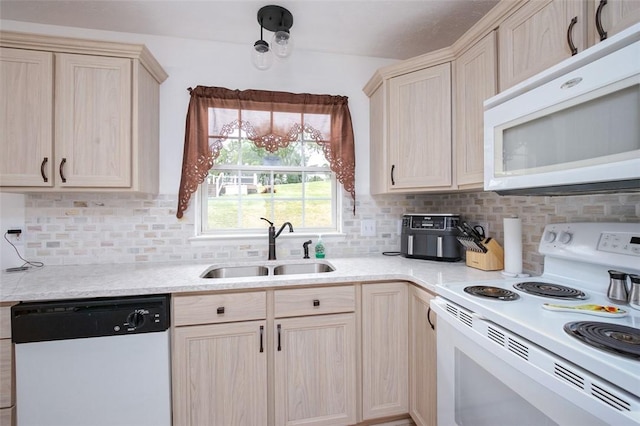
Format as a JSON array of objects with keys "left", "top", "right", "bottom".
[{"left": 484, "top": 23, "right": 640, "bottom": 195}]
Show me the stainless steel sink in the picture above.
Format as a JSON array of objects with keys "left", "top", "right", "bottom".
[
  {"left": 201, "top": 265, "right": 269, "bottom": 278},
  {"left": 273, "top": 262, "right": 335, "bottom": 275},
  {"left": 201, "top": 261, "right": 335, "bottom": 278}
]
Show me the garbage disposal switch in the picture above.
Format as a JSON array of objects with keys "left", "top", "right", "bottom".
[{"left": 11, "top": 294, "right": 171, "bottom": 426}]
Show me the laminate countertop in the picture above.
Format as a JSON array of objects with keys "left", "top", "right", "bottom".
[{"left": 0, "top": 255, "right": 507, "bottom": 302}]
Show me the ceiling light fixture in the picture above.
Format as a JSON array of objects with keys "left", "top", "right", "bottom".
[{"left": 252, "top": 5, "right": 294, "bottom": 70}]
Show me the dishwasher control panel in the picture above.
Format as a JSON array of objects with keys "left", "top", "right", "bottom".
[{"left": 11, "top": 294, "right": 170, "bottom": 344}]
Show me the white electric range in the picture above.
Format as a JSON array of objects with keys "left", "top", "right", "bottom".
[{"left": 432, "top": 222, "right": 640, "bottom": 426}]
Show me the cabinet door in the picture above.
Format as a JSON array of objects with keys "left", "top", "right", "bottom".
[
  {"left": 453, "top": 32, "right": 497, "bottom": 189},
  {"left": 274, "top": 313, "right": 356, "bottom": 426},
  {"left": 55, "top": 53, "right": 131, "bottom": 187},
  {"left": 409, "top": 286, "right": 437, "bottom": 426},
  {"left": 172, "top": 321, "right": 267, "bottom": 426},
  {"left": 369, "top": 83, "right": 388, "bottom": 195},
  {"left": 362, "top": 282, "right": 409, "bottom": 420},
  {"left": 0, "top": 48, "right": 53, "bottom": 187},
  {"left": 388, "top": 63, "right": 452, "bottom": 190},
  {"left": 499, "top": 0, "right": 587, "bottom": 91},
  {"left": 593, "top": 0, "right": 640, "bottom": 43}
]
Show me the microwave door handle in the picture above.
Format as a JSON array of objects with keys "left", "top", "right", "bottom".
[
  {"left": 408, "top": 235, "right": 414, "bottom": 255},
  {"left": 567, "top": 16, "right": 578, "bottom": 56},
  {"left": 437, "top": 236, "right": 443, "bottom": 258}
]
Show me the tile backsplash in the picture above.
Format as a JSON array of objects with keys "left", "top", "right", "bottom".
[{"left": 23, "top": 191, "right": 639, "bottom": 275}]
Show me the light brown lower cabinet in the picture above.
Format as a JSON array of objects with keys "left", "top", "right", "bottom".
[
  {"left": 409, "top": 286, "right": 437, "bottom": 426},
  {"left": 362, "top": 282, "right": 409, "bottom": 420},
  {"left": 172, "top": 320, "right": 268, "bottom": 426},
  {"left": 171, "top": 283, "right": 435, "bottom": 426},
  {"left": 274, "top": 313, "right": 357, "bottom": 426}
]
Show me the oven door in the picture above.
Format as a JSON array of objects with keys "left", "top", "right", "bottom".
[{"left": 431, "top": 297, "right": 638, "bottom": 426}]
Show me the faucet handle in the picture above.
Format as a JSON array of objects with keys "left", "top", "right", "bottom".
[{"left": 260, "top": 217, "right": 274, "bottom": 227}]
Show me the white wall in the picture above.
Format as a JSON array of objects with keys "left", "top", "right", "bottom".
[
  {"left": 0, "top": 19, "right": 397, "bottom": 198},
  {"left": 0, "top": 193, "right": 26, "bottom": 270}
]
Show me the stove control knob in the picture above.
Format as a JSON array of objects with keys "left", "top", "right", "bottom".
[
  {"left": 558, "top": 231, "right": 573, "bottom": 244},
  {"left": 543, "top": 231, "right": 557, "bottom": 243}
]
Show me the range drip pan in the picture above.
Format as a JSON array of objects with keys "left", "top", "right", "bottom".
[
  {"left": 464, "top": 286, "right": 520, "bottom": 301},
  {"left": 564, "top": 321, "right": 640, "bottom": 359},
  {"left": 514, "top": 282, "right": 588, "bottom": 300}
]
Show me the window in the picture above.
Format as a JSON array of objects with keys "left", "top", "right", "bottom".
[
  {"left": 177, "top": 86, "right": 356, "bottom": 236},
  {"left": 199, "top": 112, "right": 339, "bottom": 235}
]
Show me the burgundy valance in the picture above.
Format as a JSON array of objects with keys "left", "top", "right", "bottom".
[{"left": 176, "top": 86, "right": 356, "bottom": 218}]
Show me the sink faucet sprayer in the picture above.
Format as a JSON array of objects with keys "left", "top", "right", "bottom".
[
  {"left": 303, "top": 240, "right": 312, "bottom": 259},
  {"left": 260, "top": 218, "right": 294, "bottom": 260}
]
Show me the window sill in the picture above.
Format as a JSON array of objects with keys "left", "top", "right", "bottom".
[{"left": 188, "top": 232, "right": 346, "bottom": 245}]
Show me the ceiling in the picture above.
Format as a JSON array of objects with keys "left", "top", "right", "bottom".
[{"left": 0, "top": 0, "right": 499, "bottom": 60}]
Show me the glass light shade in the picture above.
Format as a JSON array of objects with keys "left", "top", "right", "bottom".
[
  {"left": 271, "top": 30, "right": 294, "bottom": 59},
  {"left": 252, "top": 40, "right": 273, "bottom": 70}
]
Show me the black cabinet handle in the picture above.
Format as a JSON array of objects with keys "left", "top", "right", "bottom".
[
  {"left": 313, "top": 299, "right": 320, "bottom": 307},
  {"left": 216, "top": 306, "right": 225, "bottom": 314},
  {"left": 59, "top": 158, "right": 67, "bottom": 183},
  {"left": 259, "top": 325, "right": 264, "bottom": 353},
  {"left": 596, "top": 0, "right": 608, "bottom": 41},
  {"left": 40, "top": 157, "right": 48, "bottom": 183},
  {"left": 391, "top": 164, "right": 396, "bottom": 186},
  {"left": 427, "top": 307, "right": 435, "bottom": 330},
  {"left": 277, "top": 324, "right": 282, "bottom": 351},
  {"left": 567, "top": 16, "right": 578, "bottom": 56}
]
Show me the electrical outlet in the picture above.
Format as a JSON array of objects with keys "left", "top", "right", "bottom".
[{"left": 361, "top": 219, "right": 376, "bottom": 237}]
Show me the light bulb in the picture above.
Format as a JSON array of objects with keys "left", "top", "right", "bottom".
[
  {"left": 252, "top": 39, "right": 273, "bottom": 70},
  {"left": 271, "top": 30, "right": 294, "bottom": 59}
]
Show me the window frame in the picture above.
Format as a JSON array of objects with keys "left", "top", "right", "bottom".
[{"left": 196, "top": 132, "right": 342, "bottom": 238}]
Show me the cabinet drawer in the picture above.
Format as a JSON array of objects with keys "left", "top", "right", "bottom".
[
  {"left": 0, "top": 305, "right": 11, "bottom": 339},
  {"left": 173, "top": 291, "right": 266, "bottom": 326},
  {"left": 274, "top": 286, "right": 355, "bottom": 318},
  {"left": 0, "top": 340, "right": 13, "bottom": 409}
]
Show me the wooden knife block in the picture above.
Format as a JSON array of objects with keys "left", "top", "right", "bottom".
[{"left": 466, "top": 239, "right": 504, "bottom": 271}]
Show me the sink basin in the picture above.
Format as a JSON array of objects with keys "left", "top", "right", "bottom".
[
  {"left": 201, "top": 265, "right": 269, "bottom": 279},
  {"left": 273, "top": 262, "right": 335, "bottom": 275}
]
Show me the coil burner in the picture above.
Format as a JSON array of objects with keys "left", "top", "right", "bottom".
[
  {"left": 514, "top": 282, "right": 588, "bottom": 300},
  {"left": 564, "top": 321, "right": 640, "bottom": 359},
  {"left": 464, "top": 286, "right": 520, "bottom": 301}
]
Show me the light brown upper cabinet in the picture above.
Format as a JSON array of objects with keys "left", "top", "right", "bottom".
[
  {"left": 0, "top": 32, "right": 167, "bottom": 192},
  {"left": 498, "top": 0, "right": 588, "bottom": 91},
  {"left": 367, "top": 62, "right": 453, "bottom": 194},
  {"left": 453, "top": 32, "right": 497, "bottom": 189},
  {"left": 0, "top": 48, "right": 53, "bottom": 187},
  {"left": 388, "top": 63, "right": 452, "bottom": 192},
  {"left": 592, "top": 0, "right": 640, "bottom": 43}
]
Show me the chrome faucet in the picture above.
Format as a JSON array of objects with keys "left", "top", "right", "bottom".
[{"left": 260, "top": 218, "right": 294, "bottom": 260}]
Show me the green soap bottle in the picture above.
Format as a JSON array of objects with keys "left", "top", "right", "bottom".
[{"left": 315, "top": 235, "right": 325, "bottom": 259}]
